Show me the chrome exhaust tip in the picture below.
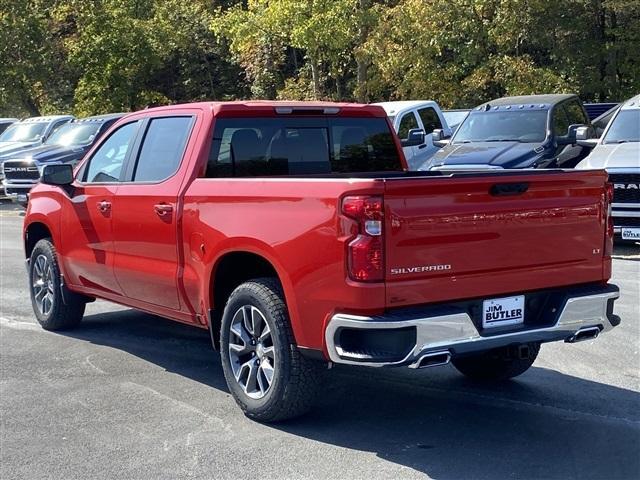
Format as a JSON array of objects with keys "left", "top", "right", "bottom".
[
  {"left": 566, "top": 326, "right": 601, "bottom": 343},
  {"left": 409, "top": 350, "right": 452, "bottom": 369}
]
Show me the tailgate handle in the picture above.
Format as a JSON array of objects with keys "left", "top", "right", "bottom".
[{"left": 490, "top": 182, "right": 529, "bottom": 196}]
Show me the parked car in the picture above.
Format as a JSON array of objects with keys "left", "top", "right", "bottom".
[
  {"left": 373, "top": 100, "right": 452, "bottom": 169},
  {"left": 2, "top": 113, "right": 124, "bottom": 206},
  {"left": 0, "top": 118, "right": 18, "bottom": 135},
  {"left": 576, "top": 94, "right": 640, "bottom": 242},
  {"left": 442, "top": 109, "right": 470, "bottom": 131},
  {"left": 0, "top": 115, "right": 74, "bottom": 158},
  {"left": 424, "top": 94, "right": 594, "bottom": 171},
  {"left": 0, "top": 118, "right": 20, "bottom": 185},
  {"left": 24, "top": 101, "right": 619, "bottom": 422}
]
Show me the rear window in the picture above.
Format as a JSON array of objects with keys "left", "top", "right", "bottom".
[{"left": 206, "top": 117, "right": 401, "bottom": 177}]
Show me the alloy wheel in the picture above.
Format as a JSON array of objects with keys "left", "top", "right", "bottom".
[
  {"left": 228, "top": 305, "right": 276, "bottom": 399},
  {"left": 32, "top": 254, "right": 55, "bottom": 316}
]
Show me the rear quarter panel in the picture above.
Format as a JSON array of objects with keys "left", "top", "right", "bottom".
[{"left": 182, "top": 178, "right": 386, "bottom": 349}]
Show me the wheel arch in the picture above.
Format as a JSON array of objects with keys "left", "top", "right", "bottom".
[
  {"left": 24, "top": 220, "right": 54, "bottom": 259},
  {"left": 207, "top": 248, "right": 298, "bottom": 350}
]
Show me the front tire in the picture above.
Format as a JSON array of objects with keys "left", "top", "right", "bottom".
[
  {"left": 220, "top": 278, "right": 322, "bottom": 422},
  {"left": 29, "top": 239, "right": 86, "bottom": 330},
  {"left": 452, "top": 342, "right": 540, "bottom": 382}
]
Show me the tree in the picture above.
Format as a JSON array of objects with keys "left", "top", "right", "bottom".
[{"left": 0, "top": 0, "right": 71, "bottom": 116}]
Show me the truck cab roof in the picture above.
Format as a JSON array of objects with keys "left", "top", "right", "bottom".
[
  {"left": 373, "top": 100, "right": 441, "bottom": 117},
  {"left": 17, "top": 115, "right": 75, "bottom": 124},
  {"left": 72, "top": 113, "right": 126, "bottom": 124},
  {"left": 476, "top": 94, "right": 579, "bottom": 110},
  {"left": 125, "top": 101, "right": 388, "bottom": 119}
]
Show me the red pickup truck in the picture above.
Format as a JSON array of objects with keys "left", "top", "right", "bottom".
[{"left": 24, "top": 101, "right": 620, "bottom": 422}]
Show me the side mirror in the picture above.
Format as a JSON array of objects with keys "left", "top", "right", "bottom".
[
  {"left": 432, "top": 129, "right": 451, "bottom": 148},
  {"left": 556, "top": 124, "right": 584, "bottom": 146},
  {"left": 401, "top": 128, "right": 425, "bottom": 147},
  {"left": 576, "top": 125, "right": 598, "bottom": 148},
  {"left": 41, "top": 164, "right": 73, "bottom": 186}
]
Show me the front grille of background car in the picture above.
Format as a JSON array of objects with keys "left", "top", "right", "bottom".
[
  {"left": 2, "top": 160, "right": 40, "bottom": 181},
  {"left": 610, "top": 173, "right": 640, "bottom": 204},
  {"left": 615, "top": 217, "right": 640, "bottom": 228}
]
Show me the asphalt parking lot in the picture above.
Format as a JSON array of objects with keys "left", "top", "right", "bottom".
[{"left": 1, "top": 200, "right": 638, "bottom": 480}]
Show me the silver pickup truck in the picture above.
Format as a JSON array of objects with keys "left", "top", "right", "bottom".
[{"left": 576, "top": 94, "right": 640, "bottom": 242}]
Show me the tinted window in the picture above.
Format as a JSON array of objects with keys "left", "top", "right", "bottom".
[
  {"left": 207, "top": 117, "right": 401, "bottom": 177},
  {"left": 454, "top": 110, "right": 548, "bottom": 143},
  {"left": 84, "top": 121, "right": 139, "bottom": 183},
  {"left": 133, "top": 117, "right": 193, "bottom": 182},
  {"left": 564, "top": 101, "right": 588, "bottom": 125},
  {"left": 553, "top": 107, "right": 571, "bottom": 136},
  {"left": 417, "top": 107, "right": 443, "bottom": 133},
  {"left": 397, "top": 112, "right": 419, "bottom": 139},
  {"left": 603, "top": 110, "right": 640, "bottom": 144}
]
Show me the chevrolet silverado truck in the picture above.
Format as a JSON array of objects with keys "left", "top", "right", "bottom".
[
  {"left": 2, "top": 113, "right": 123, "bottom": 206},
  {"left": 576, "top": 94, "right": 640, "bottom": 242},
  {"left": 23, "top": 101, "right": 620, "bottom": 422}
]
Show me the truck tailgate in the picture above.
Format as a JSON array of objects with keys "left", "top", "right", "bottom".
[{"left": 384, "top": 171, "right": 608, "bottom": 307}]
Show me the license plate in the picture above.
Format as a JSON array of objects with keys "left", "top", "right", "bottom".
[
  {"left": 482, "top": 295, "right": 525, "bottom": 328},
  {"left": 621, "top": 228, "right": 640, "bottom": 241},
  {"left": 17, "top": 194, "right": 27, "bottom": 202}
]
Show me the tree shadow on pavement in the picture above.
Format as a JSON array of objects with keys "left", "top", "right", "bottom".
[{"left": 66, "top": 309, "right": 640, "bottom": 480}]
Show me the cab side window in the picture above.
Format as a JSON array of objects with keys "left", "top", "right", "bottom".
[
  {"left": 564, "top": 100, "right": 588, "bottom": 125},
  {"left": 132, "top": 117, "right": 193, "bottom": 182},
  {"left": 397, "top": 112, "right": 419, "bottom": 139},
  {"left": 84, "top": 121, "right": 140, "bottom": 183},
  {"left": 417, "top": 107, "right": 443, "bottom": 133},
  {"left": 552, "top": 107, "right": 571, "bottom": 137}
]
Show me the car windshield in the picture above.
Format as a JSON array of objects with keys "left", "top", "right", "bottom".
[
  {"left": 0, "top": 123, "right": 47, "bottom": 143},
  {"left": 603, "top": 110, "right": 640, "bottom": 144},
  {"left": 45, "top": 123, "right": 101, "bottom": 146},
  {"left": 453, "top": 110, "right": 548, "bottom": 143}
]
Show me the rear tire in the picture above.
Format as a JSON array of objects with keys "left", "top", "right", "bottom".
[
  {"left": 29, "top": 239, "right": 86, "bottom": 331},
  {"left": 452, "top": 342, "right": 540, "bottom": 382},
  {"left": 220, "top": 278, "right": 323, "bottom": 422}
]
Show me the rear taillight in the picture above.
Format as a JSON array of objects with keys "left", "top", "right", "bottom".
[
  {"left": 342, "top": 195, "right": 384, "bottom": 282},
  {"left": 605, "top": 182, "right": 614, "bottom": 255}
]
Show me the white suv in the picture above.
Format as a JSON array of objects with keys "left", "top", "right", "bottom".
[
  {"left": 576, "top": 94, "right": 640, "bottom": 242},
  {"left": 374, "top": 100, "right": 451, "bottom": 170}
]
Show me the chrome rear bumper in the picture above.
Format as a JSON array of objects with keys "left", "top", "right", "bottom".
[{"left": 325, "top": 284, "right": 620, "bottom": 367}]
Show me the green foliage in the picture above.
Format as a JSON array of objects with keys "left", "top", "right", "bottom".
[
  {"left": 0, "top": 0, "right": 73, "bottom": 115},
  {"left": 0, "top": 0, "right": 638, "bottom": 116}
]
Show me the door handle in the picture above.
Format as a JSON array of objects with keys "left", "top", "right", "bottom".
[
  {"left": 97, "top": 200, "right": 111, "bottom": 213},
  {"left": 490, "top": 183, "right": 529, "bottom": 196},
  {"left": 418, "top": 143, "right": 427, "bottom": 149},
  {"left": 154, "top": 203, "right": 173, "bottom": 217}
]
